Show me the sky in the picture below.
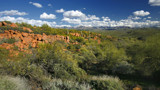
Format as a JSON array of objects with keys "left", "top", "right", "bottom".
[{"left": 0, "top": 0, "right": 160, "bottom": 28}]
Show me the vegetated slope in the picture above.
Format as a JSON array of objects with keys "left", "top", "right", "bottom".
[{"left": 0, "top": 21, "right": 160, "bottom": 90}]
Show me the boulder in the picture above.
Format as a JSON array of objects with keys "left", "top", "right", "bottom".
[
  {"left": 0, "top": 22, "right": 2, "bottom": 27},
  {"left": 2, "top": 22, "right": 7, "bottom": 26},
  {"left": 23, "top": 27, "right": 33, "bottom": 32},
  {"left": 10, "top": 23, "right": 18, "bottom": 28},
  {"left": 22, "top": 32, "right": 29, "bottom": 37},
  {"left": 70, "top": 33, "right": 80, "bottom": 37},
  {"left": 0, "top": 30, "right": 70, "bottom": 51},
  {"left": 66, "top": 36, "right": 69, "bottom": 43}
]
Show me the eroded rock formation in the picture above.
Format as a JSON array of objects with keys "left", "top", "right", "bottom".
[{"left": 0, "top": 30, "right": 69, "bottom": 51}]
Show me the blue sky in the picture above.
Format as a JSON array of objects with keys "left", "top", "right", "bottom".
[{"left": 0, "top": 0, "right": 160, "bottom": 27}]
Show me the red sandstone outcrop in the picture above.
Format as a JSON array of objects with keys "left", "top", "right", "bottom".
[
  {"left": 0, "top": 30, "right": 70, "bottom": 51},
  {"left": 0, "top": 22, "right": 2, "bottom": 27},
  {"left": 23, "top": 27, "right": 33, "bottom": 32},
  {"left": 2, "top": 22, "right": 7, "bottom": 26},
  {"left": 70, "top": 33, "right": 81, "bottom": 37},
  {"left": 10, "top": 23, "right": 18, "bottom": 28},
  {"left": 0, "top": 22, "right": 18, "bottom": 28}
]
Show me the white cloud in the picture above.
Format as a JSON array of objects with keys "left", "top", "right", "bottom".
[
  {"left": 102, "top": 17, "right": 110, "bottom": 21},
  {"left": 61, "top": 10, "right": 160, "bottom": 27},
  {"left": 63, "top": 10, "right": 86, "bottom": 19},
  {"left": 63, "top": 10, "right": 99, "bottom": 21},
  {"left": 0, "top": 16, "right": 56, "bottom": 27},
  {"left": 55, "top": 25, "right": 71, "bottom": 28},
  {"left": 62, "top": 17, "right": 81, "bottom": 24},
  {"left": 48, "top": 4, "right": 52, "bottom": 7},
  {"left": 56, "top": 8, "right": 65, "bottom": 13},
  {"left": 87, "top": 15, "right": 100, "bottom": 20},
  {"left": 127, "top": 16, "right": 141, "bottom": 20},
  {"left": 148, "top": 16, "right": 152, "bottom": 19},
  {"left": 149, "top": 0, "right": 160, "bottom": 6},
  {"left": 0, "top": 10, "right": 28, "bottom": 16},
  {"left": 132, "top": 17, "right": 141, "bottom": 20},
  {"left": 40, "top": 12, "right": 56, "bottom": 19},
  {"left": 133, "top": 10, "right": 150, "bottom": 16},
  {"left": 29, "top": 2, "right": 42, "bottom": 8}
]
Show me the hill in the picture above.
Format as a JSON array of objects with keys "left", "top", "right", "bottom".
[{"left": 0, "top": 21, "right": 160, "bottom": 90}]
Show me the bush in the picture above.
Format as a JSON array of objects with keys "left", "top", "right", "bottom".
[
  {"left": 89, "top": 75, "right": 125, "bottom": 90},
  {"left": 42, "top": 78, "right": 91, "bottom": 90},
  {"left": 0, "top": 75, "right": 31, "bottom": 90},
  {"left": 76, "top": 37, "right": 84, "bottom": 43},
  {"left": 0, "top": 38, "right": 17, "bottom": 44},
  {"left": 35, "top": 42, "right": 87, "bottom": 81},
  {"left": 112, "top": 61, "right": 134, "bottom": 74}
]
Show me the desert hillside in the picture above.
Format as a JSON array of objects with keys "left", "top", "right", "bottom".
[{"left": 0, "top": 21, "right": 160, "bottom": 90}]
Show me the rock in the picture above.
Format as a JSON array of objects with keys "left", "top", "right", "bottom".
[
  {"left": 0, "top": 30, "right": 70, "bottom": 51},
  {"left": 0, "top": 43, "right": 13, "bottom": 49},
  {"left": 32, "top": 42, "right": 37, "bottom": 48},
  {"left": 133, "top": 87, "right": 141, "bottom": 90},
  {"left": 70, "top": 33, "right": 80, "bottom": 37},
  {"left": 98, "top": 40, "right": 101, "bottom": 44},
  {"left": 22, "top": 32, "right": 29, "bottom": 37},
  {"left": 9, "top": 30, "right": 14, "bottom": 34},
  {"left": 66, "top": 36, "right": 69, "bottom": 43},
  {"left": 0, "top": 22, "right": 2, "bottom": 27},
  {"left": 133, "top": 85, "right": 142, "bottom": 90},
  {"left": 23, "top": 27, "right": 33, "bottom": 32},
  {"left": 94, "top": 36, "right": 98, "bottom": 40},
  {"left": 2, "top": 22, "right": 7, "bottom": 26},
  {"left": 10, "top": 23, "right": 18, "bottom": 28}
]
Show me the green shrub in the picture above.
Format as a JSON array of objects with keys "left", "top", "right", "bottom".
[
  {"left": 35, "top": 42, "right": 87, "bottom": 81},
  {"left": 112, "top": 61, "right": 134, "bottom": 74},
  {"left": 76, "top": 37, "right": 85, "bottom": 43},
  {"left": 0, "top": 75, "right": 31, "bottom": 90},
  {"left": 0, "top": 38, "right": 17, "bottom": 44},
  {"left": 42, "top": 78, "right": 91, "bottom": 90},
  {"left": 89, "top": 75, "right": 125, "bottom": 90}
]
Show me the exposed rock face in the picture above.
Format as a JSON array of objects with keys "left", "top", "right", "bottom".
[
  {"left": 23, "top": 27, "right": 33, "bottom": 32},
  {"left": 10, "top": 23, "right": 18, "bottom": 28},
  {"left": 0, "top": 22, "right": 18, "bottom": 28},
  {"left": 0, "top": 30, "right": 69, "bottom": 51},
  {"left": 2, "top": 22, "right": 7, "bottom": 26},
  {"left": 0, "top": 22, "right": 2, "bottom": 27},
  {"left": 70, "top": 33, "right": 81, "bottom": 37},
  {"left": 133, "top": 87, "right": 142, "bottom": 90}
]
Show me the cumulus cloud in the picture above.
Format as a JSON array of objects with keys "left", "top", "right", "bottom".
[
  {"left": 62, "top": 17, "right": 81, "bottom": 24},
  {"left": 61, "top": 10, "right": 159, "bottom": 27},
  {"left": 0, "top": 10, "right": 28, "bottom": 16},
  {"left": 55, "top": 25, "right": 71, "bottom": 28},
  {"left": 102, "top": 17, "right": 111, "bottom": 21},
  {"left": 40, "top": 12, "right": 56, "bottom": 19},
  {"left": 149, "top": 0, "right": 160, "bottom": 6},
  {"left": 133, "top": 10, "right": 150, "bottom": 16},
  {"left": 87, "top": 15, "right": 100, "bottom": 20},
  {"left": 78, "top": 19, "right": 160, "bottom": 28},
  {"left": 63, "top": 10, "right": 86, "bottom": 19},
  {"left": 0, "top": 16, "right": 56, "bottom": 27},
  {"left": 56, "top": 8, "right": 65, "bottom": 13},
  {"left": 63, "top": 10, "right": 99, "bottom": 21},
  {"left": 127, "top": 16, "right": 141, "bottom": 20},
  {"left": 29, "top": 2, "right": 42, "bottom": 8}
]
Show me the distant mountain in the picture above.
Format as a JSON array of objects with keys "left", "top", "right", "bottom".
[{"left": 70, "top": 26, "right": 132, "bottom": 30}]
